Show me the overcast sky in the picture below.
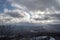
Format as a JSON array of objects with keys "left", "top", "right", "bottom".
[{"left": 0, "top": 0, "right": 60, "bottom": 25}]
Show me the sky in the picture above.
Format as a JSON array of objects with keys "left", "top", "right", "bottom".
[
  {"left": 0, "top": 0, "right": 60, "bottom": 31},
  {"left": 0, "top": 0, "right": 60, "bottom": 24}
]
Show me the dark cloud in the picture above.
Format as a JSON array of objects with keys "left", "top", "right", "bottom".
[
  {"left": 33, "top": 17, "right": 49, "bottom": 21},
  {"left": 6, "top": 12, "right": 24, "bottom": 18},
  {"left": 49, "top": 14, "right": 60, "bottom": 20}
]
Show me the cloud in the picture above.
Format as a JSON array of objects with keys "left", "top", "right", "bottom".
[
  {"left": 0, "top": 2, "right": 32, "bottom": 25},
  {"left": 7, "top": 0, "right": 60, "bottom": 10},
  {"left": 1, "top": 6, "right": 60, "bottom": 25},
  {"left": 4, "top": 9, "right": 25, "bottom": 18},
  {"left": 0, "top": 0, "right": 60, "bottom": 26}
]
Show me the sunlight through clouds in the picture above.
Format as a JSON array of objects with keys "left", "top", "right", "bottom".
[{"left": 0, "top": 0, "right": 60, "bottom": 25}]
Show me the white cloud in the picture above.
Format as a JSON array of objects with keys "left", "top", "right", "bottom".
[
  {"left": 30, "top": 7, "right": 60, "bottom": 24},
  {"left": 0, "top": 2, "right": 31, "bottom": 25}
]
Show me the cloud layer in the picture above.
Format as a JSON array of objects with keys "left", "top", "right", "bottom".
[
  {"left": 0, "top": 0, "right": 60, "bottom": 25},
  {"left": 7, "top": 0, "right": 60, "bottom": 10}
]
